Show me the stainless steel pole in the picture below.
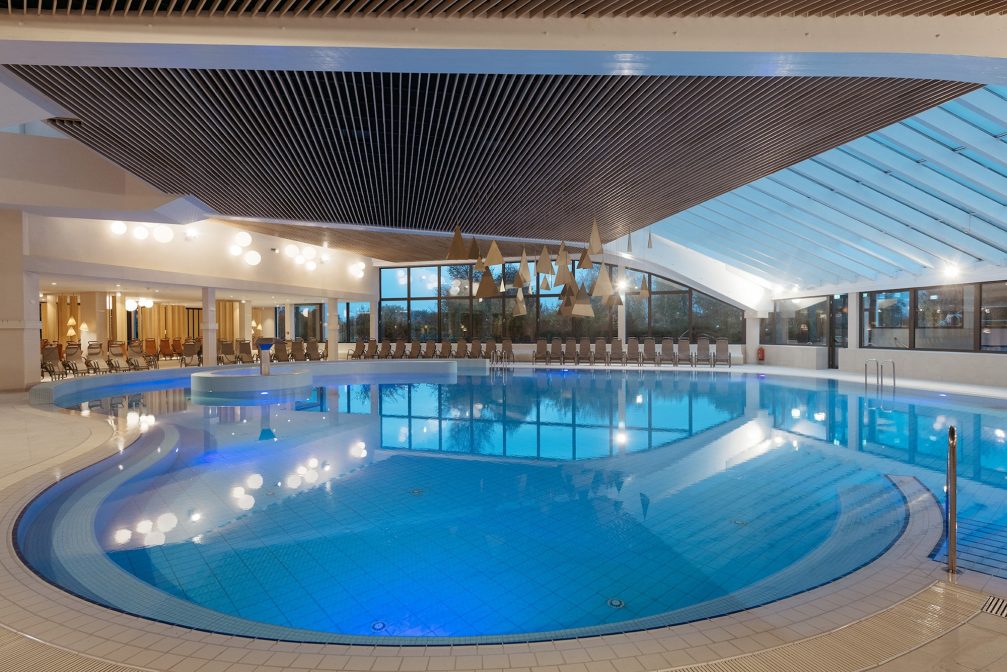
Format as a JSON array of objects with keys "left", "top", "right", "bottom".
[{"left": 947, "top": 425, "right": 958, "bottom": 574}]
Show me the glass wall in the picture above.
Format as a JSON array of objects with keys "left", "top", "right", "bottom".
[
  {"left": 862, "top": 290, "right": 911, "bottom": 349},
  {"left": 915, "top": 285, "right": 975, "bottom": 351},
  {"left": 762, "top": 295, "right": 847, "bottom": 347},
  {"left": 292, "top": 303, "right": 322, "bottom": 341},
  {"left": 377, "top": 262, "right": 746, "bottom": 343},
  {"left": 982, "top": 282, "right": 1007, "bottom": 352}
]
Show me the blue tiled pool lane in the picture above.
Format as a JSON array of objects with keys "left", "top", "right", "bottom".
[{"left": 18, "top": 369, "right": 1007, "bottom": 644}]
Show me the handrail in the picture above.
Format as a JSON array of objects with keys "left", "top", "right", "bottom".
[
  {"left": 946, "top": 426, "right": 958, "bottom": 574},
  {"left": 865, "top": 358, "right": 880, "bottom": 388},
  {"left": 882, "top": 359, "right": 896, "bottom": 390}
]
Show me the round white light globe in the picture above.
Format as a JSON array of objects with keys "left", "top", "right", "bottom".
[
  {"left": 144, "top": 531, "right": 166, "bottom": 547},
  {"left": 228, "top": 244, "right": 242, "bottom": 257},
  {"left": 231, "top": 486, "right": 245, "bottom": 499},
  {"left": 152, "top": 225, "right": 175, "bottom": 243},
  {"left": 305, "top": 261, "right": 317, "bottom": 272},
  {"left": 135, "top": 519, "right": 153, "bottom": 534},
  {"left": 245, "top": 473, "right": 264, "bottom": 490},
  {"left": 235, "top": 231, "right": 252, "bottom": 247},
  {"left": 109, "top": 221, "right": 127, "bottom": 235},
  {"left": 132, "top": 226, "right": 149, "bottom": 240},
  {"left": 284, "top": 243, "right": 300, "bottom": 258},
  {"left": 237, "top": 494, "right": 255, "bottom": 510},
  {"left": 302, "top": 247, "right": 316, "bottom": 260},
  {"left": 285, "top": 474, "right": 302, "bottom": 489},
  {"left": 125, "top": 299, "right": 138, "bottom": 312},
  {"left": 113, "top": 529, "right": 132, "bottom": 544},
  {"left": 294, "top": 255, "right": 305, "bottom": 265},
  {"left": 156, "top": 513, "right": 178, "bottom": 532},
  {"left": 244, "top": 250, "right": 262, "bottom": 266}
]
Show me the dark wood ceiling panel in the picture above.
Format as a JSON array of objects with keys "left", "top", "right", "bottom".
[
  {"left": 4, "top": 0, "right": 1006, "bottom": 17},
  {"left": 6, "top": 66, "right": 978, "bottom": 243}
]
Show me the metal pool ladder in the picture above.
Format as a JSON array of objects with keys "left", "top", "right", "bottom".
[{"left": 865, "top": 358, "right": 897, "bottom": 411}]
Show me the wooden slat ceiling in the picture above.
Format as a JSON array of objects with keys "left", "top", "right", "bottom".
[
  {"left": 6, "top": 66, "right": 979, "bottom": 244},
  {"left": 4, "top": 0, "right": 1006, "bottom": 18}
]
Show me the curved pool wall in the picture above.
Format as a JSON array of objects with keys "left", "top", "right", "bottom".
[{"left": 16, "top": 365, "right": 1007, "bottom": 645}]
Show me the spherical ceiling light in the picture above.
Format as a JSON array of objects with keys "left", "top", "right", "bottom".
[
  {"left": 302, "top": 247, "right": 316, "bottom": 261},
  {"left": 305, "top": 261, "right": 317, "bottom": 272},
  {"left": 235, "top": 231, "right": 253, "bottom": 248},
  {"left": 228, "top": 244, "right": 243, "bottom": 257},
  {"left": 284, "top": 243, "right": 300, "bottom": 258},
  {"left": 109, "top": 221, "right": 127, "bottom": 236},
  {"left": 244, "top": 250, "right": 262, "bottom": 266},
  {"left": 320, "top": 252, "right": 331, "bottom": 263},
  {"left": 132, "top": 226, "right": 150, "bottom": 240},
  {"left": 124, "top": 299, "right": 138, "bottom": 312},
  {"left": 141, "top": 298, "right": 154, "bottom": 309},
  {"left": 294, "top": 255, "right": 305, "bottom": 265},
  {"left": 152, "top": 225, "right": 175, "bottom": 243}
]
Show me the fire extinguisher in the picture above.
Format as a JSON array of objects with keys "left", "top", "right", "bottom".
[{"left": 757, "top": 346, "right": 765, "bottom": 363}]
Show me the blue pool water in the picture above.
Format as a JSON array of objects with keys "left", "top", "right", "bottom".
[{"left": 16, "top": 370, "right": 1007, "bottom": 644}]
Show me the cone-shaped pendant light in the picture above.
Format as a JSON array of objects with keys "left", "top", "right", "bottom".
[
  {"left": 484, "top": 240, "right": 504, "bottom": 267},
  {"left": 589, "top": 219, "right": 603, "bottom": 255},
  {"left": 518, "top": 249, "right": 531, "bottom": 283},
  {"left": 512, "top": 272, "right": 524, "bottom": 289},
  {"left": 606, "top": 292, "right": 624, "bottom": 307},
  {"left": 578, "top": 246, "right": 594, "bottom": 271},
  {"left": 639, "top": 277, "right": 650, "bottom": 299},
  {"left": 499, "top": 277, "right": 507, "bottom": 294},
  {"left": 467, "top": 237, "right": 481, "bottom": 260},
  {"left": 536, "top": 245, "right": 554, "bottom": 276},
  {"left": 513, "top": 287, "right": 527, "bottom": 317},
  {"left": 540, "top": 274, "right": 552, "bottom": 291},
  {"left": 476, "top": 270, "right": 498, "bottom": 299},
  {"left": 572, "top": 283, "right": 594, "bottom": 318},
  {"left": 446, "top": 225, "right": 467, "bottom": 259},
  {"left": 591, "top": 264, "right": 614, "bottom": 298},
  {"left": 647, "top": 230, "right": 654, "bottom": 249},
  {"left": 626, "top": 233, "right": 633, "bottom": 254},
  {"left": 559, "top": 293, "right": 574, "bottom": 316}
]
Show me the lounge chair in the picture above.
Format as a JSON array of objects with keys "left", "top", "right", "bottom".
[
  {"left": 500, "top": 339, "right": 514, "bottom": 364},
  {"left": 482, "top": 338, "right": 496, "bottom": 360},
  {"left": 237, "top": 340, "right": 255, "bottom": 364},
  {"left": 714, "top": 337, "right": 731, "bottom": 367},
  {"left": 86, "top": 342, "right": 111, "bottom": 374},
  {"left": 144, "top": 338, "right": 159, "bottom": 361},
  {"left": 695, "top": 336, "right": 714, "bottom": 367},
  {"left": 421, "top": 341, "right": 436, "bottom": 358},
  {"left": 454, "top": 338, "right": 468, "bottom": 359},
  {"left": 306, "top": 339, "right": 323, "bottom": 361},
  {"left": 577, "top": 337, "right": 592, "bottom": 365},
  {"left": 548, "top": 338, "right": 562, "bottom": 365},
  {"left": 159, "top": 338, "right": 173, "bottom": 360},
  {"left": 641, "top": 337, "right": 661, "bottom": 366},
  {"left": 562, "top": 337, "right": 577, "bottom": 365},
  {"left": 273, "top": 340, "right": 291, "bottom": 362},
  {"left": 593, "top": 337, "right": 608, "bottom": 365},
  {"left": 108, "top": 341, "right": 130, "bottom": 372},
  {"left": 219, "top": 341, "right": 239, "bottom": 365},
  {"left": 437, "top": 341, "right": 453, "bottom": 358},
  {"left": 128, "top": 341, "right": 153, "bottom": 370},
  {"left": 625, "top": 337, "right": 642, "bottom": 366},
  {"left": 289, "top": 339, "right": 306, "bottom": 362},
  {"left": 362, "top": 339, "right": 378, "bottom": 359},
  {"left": 609, "top": 339, "right": 625, "bottom": 366},
  {"left": 346, "top": 338, "right": 365, "bottom": 359},
  {"left": 63, "top": 342, "right": 87, "bottom": 376},
  {"left": 390, "top": 339, "right": 406, "bottom": 359},
  {"left": 41, "top": 345, "right": 65, "bottom": 380},
  {"left": 181, "top": 340, "right": 201, "bottom": 367},
  {"left": 470, "top": 338, "right": 483, "bottom": 359},
  {"left": 676, "top": 337, "right": 693, "bottom": 367},
  {"left": 407, "top": 341, "right": 421, "bottom": 359},
  {"left": 532, "top": 338, "right": 548, "bottom": 364},
  {"left": 171, "top": 337, "right": 184, "bottom": 358}
]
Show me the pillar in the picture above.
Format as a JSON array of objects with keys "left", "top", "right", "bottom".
[
  {"left": 283, "top": 302, "right": 293, "bottom": 340},
  {"left": 113, "top": 293, "right": 127, "bottom": 343},
  {"left": 369, "top": 300, "right": 379, "bottom": 341},
  {"left": 617, "top": 265, "right": 626, "bottom": 343},
  {"left": 0, "top": 210, "right": 42, "bottom": 390},
  {"left": 77, "top": 292, "right": 108, "bottom": 348},
  {"left": 202, "top": 287, "right": 217, "bottom": 366},
  {"left": 238, "top": 300, "right": 252, "bottom": 342},
  {"left": 326, "top": 298, "right": 339, "bottom": 360},
  {"left": 744, "top": 310, "right": 761, "bottom": 364}
]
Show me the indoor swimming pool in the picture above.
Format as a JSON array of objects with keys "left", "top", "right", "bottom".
[{"left": 16, "top": 369, "right": 1007, "bottom": 644}]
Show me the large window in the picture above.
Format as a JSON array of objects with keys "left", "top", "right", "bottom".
[
  {"left": 862, "top": 290, "right": 911, "bottom": 349},
  {"left": 377, "top": 261, "right": 746, "bottom": 343},
  {"left": 982, "top": 282, "right": 1007, "bottom": 352},
  {"left": 293, "top": 303, "right": 322, "bottom": 341},
  {"left": 915, "top": 285, "right": 974, "bottom": 351}
]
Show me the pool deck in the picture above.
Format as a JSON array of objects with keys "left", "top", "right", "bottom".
[{"left": 4, "top": 364, "right": 1007, "bottom": 671}]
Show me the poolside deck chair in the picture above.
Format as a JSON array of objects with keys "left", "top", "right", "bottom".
[
  {"left": 563, "top": 337, "right": 577, "bottom": 365},
  {"left": 641, "top": 337, "right": 661, "bottom": 366},
  {"left": 437, "top": 341, "right": 453, "bottom": 358},
  {"left": 422, "top": 341, "right": 436, "bottom": 359},
  {"left": 482, "top": 338, "right": 496, "bottom": 360},
  {"left": 609, "top": 339, "right": 625, "bottom": 366},
  {"left": 306, "top": 339, "right": 323, "bottom": 361},
  {"left": 407, "top": 341, "right": 421, "bottom": 359},
  {"left": 548, "top": 338, "right": 562, "bottom": 365},
  {"left": 500, "top": 339, "right": 514, "bottom": 364},
  {"left": 626, "top": 337, "right": 642, "bottom": 366},
  {"left": 577, "top": 337, "right": 592, "bottom": 365},
  {"left": 237, "top": 340, "right": 255, "bottom": 364},
  {"left": 714, "top": 337, "right": 731, "bottom": 367},
  {"left": 454, "top": 338, "right": 468, "bottom": 359},
  {"left": 532, "top": 338, "right": 548, "bottom": 364},
  {"left": 676, "top": 337, "right": 693, "bottom": 367},
  {"left": 181, "top": 341, "right": 201, "bottom": 367},
  {"left": 346, "top": 338, "right": 365, "bottom": 359},
  {"left": 593, "top": 337, "right": 608, "bottom": 365},
  {"left": 86, "top": 342, "right": 110, "bottom": 374},
  {"left": 390, "top": 339, "right": 406, "bottom": 359},
  {"left": 273, "top": 340, "right": 291, "bottom": 362},
  {"left": 128, "top": 341, "right": 153, "bottom": 370},
  {"left": 469, "top": 338, "right": 483, "bottom": 359},
  {"left": 290, "top": 340, "right": 307, "bottom": 362},
  {"left": 41, "top": 345, "right": 65, "bottom": 380},
  {"left": 62, "top": 342, "right": 87, "bottom": 376},
  {"left": 159, "top": 338, "right": 173, "bottom": 360},
  {"left": 171, "top": 337, "right": 184, "bottom": 358},
  {"left": 108, "top": 341, "right": 130, "bottom": 372},
  {"left": 695, "top": 336, "right": 714, "bottom": 367},
  {"left": 363, "top": 339, "right": 378, "bottom": 359},
  {"left": 219, "top": 341, "right": 238, "bottom": 365},
  {"left": 143, "top": 338, "right": 159, "bottom": 361}
]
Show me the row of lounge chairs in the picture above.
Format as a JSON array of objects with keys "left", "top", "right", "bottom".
[
  {"left": 41, "top": 340, "right": 202, "bottom": 379},
  {"left": 346, "top": 337, "right": 516, "bottom": 363},
  {"left": 532, "top": 336, "right": 731, "bottom": 367},
  {"left": 216, "top": 339, "right": 327, "bottom": 364}
]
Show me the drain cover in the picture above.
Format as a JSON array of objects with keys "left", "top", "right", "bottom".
[
  {"left": 371, "top": 621, "right": 386, "bottom": 631},
  {"left": 409, "top": 488, "right": 424, "bottom": 496},
  {"left": 732, "top": 519, "right": 749, "bottom": 526},
  {"left": 607, "top": 598, "right": 625, "bottom": 609}
]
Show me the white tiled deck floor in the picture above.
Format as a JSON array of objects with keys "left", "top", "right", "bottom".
[{"left": 4, "top": 365, "right": 1007, "bottom": 671}]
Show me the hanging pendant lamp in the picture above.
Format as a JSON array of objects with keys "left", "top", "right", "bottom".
[{"left": 446, "top": 225, "right": 467, "bottom": 259}]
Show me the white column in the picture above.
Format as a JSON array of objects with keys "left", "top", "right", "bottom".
[
  {"left": 283, "top": 302, "right": 294, "bottom": 340},
  {"left": 326, "top": 298, "right": 339, "bottom": 360},
  {"left": 0, "top": 210, "right": 42, "bottom": 390},
  {"left": 202, "top": 287, "right": 217, "bottom": 366},
  {"left": 238, "top": 300, "right": 252, "bottom": 341},
  {"left": 369, "top": 300, "right": 379, "bottom": 341},
  {"left": 744, "top": 310, "right": 761, "bottom": 364}
]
